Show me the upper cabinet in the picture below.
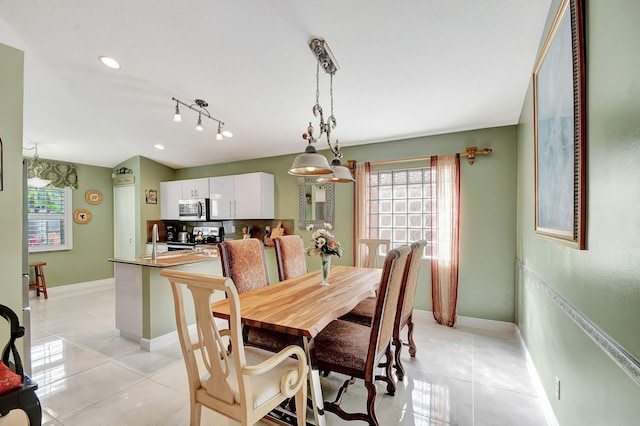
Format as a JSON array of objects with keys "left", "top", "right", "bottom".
[
  {"left": 160, "top": 181, "right": 181, "bottom": 220},
  {"left": 181, "top": 178, "right": 209, "bottom": 199},
  {"left": 209, "top": 172, "right": 274, "bottom": 220}
]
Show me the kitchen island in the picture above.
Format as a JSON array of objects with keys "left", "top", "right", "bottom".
[{"left": 108, "top": 249, "right": 223, "bottom": 351}]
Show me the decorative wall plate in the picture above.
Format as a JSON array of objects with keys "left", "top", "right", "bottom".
[
  {"left": 74, "top": 209, "right": 91, "bottom": 224},
  {"left": 85, "top": 190, "right": 102, "bottom": 205}
]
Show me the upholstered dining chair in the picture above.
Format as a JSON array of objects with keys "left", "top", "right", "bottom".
[
  {"left": 274, "top": 235, "right": 307, "bottom": 281},
  {"left": 313, "top": 245, "right": 411, "bottom": 426},
  {"left": 161, "top": 269, "right": 308, "bottom": 426},
  {"left": 0, "top": 305, "right": 41, "bottom": 426},
  {"left": 340, "top": 240, "right": 427, "bottom": 381},
  {"left": 219, "top": 239, "right": 300, "bottom": 352},
  {"left": 355, "top": 238, "right": 390, "bottom": 268},
  {"left": 219, "top": 239, "right": 269, "bottom": 293}
]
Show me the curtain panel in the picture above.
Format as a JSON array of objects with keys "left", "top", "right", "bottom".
[
  {"left": 27, "top": 159, "right": 78, "bottom": 189},
  {"left": 430, "top": 154, "right": 461, "bottom": 327},
  {"left": 353, "top": 161, "right": 371, "bottom": 266}
]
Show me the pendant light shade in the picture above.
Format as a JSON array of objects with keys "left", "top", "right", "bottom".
[
  {"left": 317, "top": 157, "right": 355, "bottom": 182},
  {"left": 288, "top": 144, "right": 333, "bottom": 176}
]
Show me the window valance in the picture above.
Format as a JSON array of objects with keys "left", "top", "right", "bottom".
[{"left": 27, "top": 158, "right": 78, "bottom": 189}]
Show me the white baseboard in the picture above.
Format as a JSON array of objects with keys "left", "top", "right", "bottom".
[
  {"left": 517, "top": 328, "right": 559, "bottom": 426},
  {"left": 35, "top": 278, "right": 114, "bottom": 299},
  {"left": 413, "top": 309, "right": 518, "bottom": 333}
]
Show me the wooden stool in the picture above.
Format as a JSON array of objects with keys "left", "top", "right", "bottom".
[{"left": 28, "top": 262, "right": 48, "bottom": 300}]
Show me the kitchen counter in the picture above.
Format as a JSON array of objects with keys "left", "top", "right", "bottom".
[
  {"left": 108, "top": 248, "right": 219, "bottom": 268},
  {"left": 109, "top": 243, "right": 278, "bottom": 352}
]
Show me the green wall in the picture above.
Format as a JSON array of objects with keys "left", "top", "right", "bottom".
[
  {"left": 176, "top": 125, "right": 518, "bottom": 320},
  {"left": 28, "top": 163, "right": 114, "bottom": 287},
  {"left": 516, "top": 0, "right": 640, "bottom": 424},
  {"left": 0, "top": 42, "right": 25, "bottom": 330}
]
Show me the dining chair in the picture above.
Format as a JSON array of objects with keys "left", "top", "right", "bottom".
[
  {"left": 0, "top": 305, "right": 41, "bottom": 426},
  {"left": 161, "top": 269, "right": 308, "bottom": 426},
  {"left": 313, "top": 245, "right": 411, "bottom": 426},
  {"left": 340, "top": 240, "right": 427, "bottom": 381},
  {"left": 219, "top": 239, "right": 300, "bottom": 352},
  {"left": 355, "top": 238, "right": 390, "bottom": 268},
  {"left": 273, "top": 235, "right": 307, "bottom": 281}
]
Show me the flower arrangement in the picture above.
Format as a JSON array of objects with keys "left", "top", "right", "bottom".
[{"left": 305, "top": 223, "right": 343, "bottom": 257}]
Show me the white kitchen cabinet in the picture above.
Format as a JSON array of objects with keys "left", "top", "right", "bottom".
[
  {"left": 160, "top": 181, "right": 181, "bottom": 220},
  {"left": 181, "top": 178, "right": 209, "bottom": 199},
  {"left": 208, "top": 175, "right": 235, "bottom": 219},
  {"left": 209, "top": 172, "right": 274, "bottom": 219},
  {"left": 181, "top": 178, "right": 209, "bottom": 200}
]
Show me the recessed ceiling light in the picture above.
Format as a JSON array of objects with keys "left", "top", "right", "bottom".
[
  {"left": 99, "top": 56, "right": 120, "bottom": 69},
  {"left": 154, "top": 144, "right": 165, "bottom": 150}
]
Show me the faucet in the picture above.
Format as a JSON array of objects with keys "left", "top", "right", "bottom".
[{"left": 152, "top": 224, "right": 158, "bottom": 261}]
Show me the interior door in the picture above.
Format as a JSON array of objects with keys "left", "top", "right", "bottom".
[{"left": 114, "top": 185, "right": 136, "bottom": 258}]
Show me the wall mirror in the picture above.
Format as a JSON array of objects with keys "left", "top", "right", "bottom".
[{"left": 298, "top": 178, "right": 334, "bottom": 229}]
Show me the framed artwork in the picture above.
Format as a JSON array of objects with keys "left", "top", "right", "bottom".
[
  {"left": 74, "top": 209, "right": 91, "bottom": 224},
  {"left": 145, "top": 189, "right": 157, "bottom": 204},
  {"left": 85, "top": 190, "right": 102, "bottom": 205},
  {"left": 533, "top": 0, "right": 586, "bottom": 249}
]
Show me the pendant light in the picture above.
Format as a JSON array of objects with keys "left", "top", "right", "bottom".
[
  {"left": 26, "top": 144, "right": 52, "bottom": 188},
  {"left": 288, "top": 39, "right": 354, "bottom": 182}
]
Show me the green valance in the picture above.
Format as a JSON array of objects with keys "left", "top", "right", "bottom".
[{"left": 27, "top": 158, "right": 78, "bottom": 189}]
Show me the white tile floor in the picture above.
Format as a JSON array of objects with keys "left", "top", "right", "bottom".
[{"left": 28, "top": 283, "right": 549, "bottom": 425}]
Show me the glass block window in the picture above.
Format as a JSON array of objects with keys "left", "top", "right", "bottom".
[
  {"left": 27, "top": 187, "right": 73, "bottom": 252},
  {"left": 368, "top": 167, "right": 431, "bottom": 257}
]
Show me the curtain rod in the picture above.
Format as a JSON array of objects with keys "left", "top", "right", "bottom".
[{"left": 347, "top": 146, "right": 492, "bottom": 168}]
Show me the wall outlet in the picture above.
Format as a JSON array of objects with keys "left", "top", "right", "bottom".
[
  {"left": 554, "top": 376, "right": 561, "bottom": 400},
  {"left": 231, "top": 226, "right": 236, "bottom": 233}
]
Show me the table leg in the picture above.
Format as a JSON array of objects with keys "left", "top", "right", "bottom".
[{"left": 303, "top": 337, "right": 326, "bottom": 426}]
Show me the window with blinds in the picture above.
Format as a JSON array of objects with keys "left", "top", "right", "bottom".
[
  {"left": 27, "top": 187, "right": 73, "bottom": 252},
  {"left": 368, "top": 167, "right": 431, "bottom": 256}
]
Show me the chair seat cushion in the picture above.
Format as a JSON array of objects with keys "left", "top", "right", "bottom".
[
  {"left": 339, "top": 296, "right": 375, "bottom": 327},
  {"left": 202, "top": 346, "right": 302, "bottom": 409},
  {"left": 314, "top": 320, "right": 371, "bottom": 372},
  {"left": 0, "top": 361, "right": 22, "bottom": 394},
  {"left": 245, "top": 327, "right": 301, "bottom": 353}
]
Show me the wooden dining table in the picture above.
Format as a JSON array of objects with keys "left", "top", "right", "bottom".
[{"left": 210, "top": 264, "right": 382, "bottom": 426}]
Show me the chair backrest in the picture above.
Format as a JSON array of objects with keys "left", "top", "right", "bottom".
[
  {"left": 356, "top": 239, "right": 390, "bottom": 268},
  {"left": 219, "top": 238, "right": 269, "bottom": 293},
  {"left": 366, "top": 245, "right": 411, "bottom": 372},
  {"left": 161, "top": 270, "right": 254, "bottom": 412},
  {"left": 274, "top": 235, "right": 307, "bottom": 281},
  {"left": 398, "top": 240, "right": 428, "bottom": 325},
  {"left": 0, "top": 305, "right": 25, "bottom": 381}
]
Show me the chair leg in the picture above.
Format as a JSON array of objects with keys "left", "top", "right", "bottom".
[
  {"left": 393, "top": 337, "right": 405, "bottom": 381},
  {"left": 324, "top": 377, "right": 380, "bottom": 426},
  {"left": 294, "top": 377, "right": 307, "bottom": 426},
  {"left": 364, "top": 381, "right": 380, "bottom": 426},
  {"left": 407, "top": 315, "right": 417, "bottom": 357},
  {"left": 190, "top": 401, "right": 202, "bottom": 426},
  {"left": 374, "top": 344, "right": 396, "bottom": 395}
]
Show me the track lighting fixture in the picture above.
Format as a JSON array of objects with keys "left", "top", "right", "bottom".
[
  {"left": 171, "top": 97, "right": 232, "bottom": 140},
  {"left": 288, "top": 39, "right": 354, "bottom": 182}
]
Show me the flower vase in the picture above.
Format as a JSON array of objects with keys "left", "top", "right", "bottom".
[{"left": 320, "top": 253, "right": 332, "bottom": 286}]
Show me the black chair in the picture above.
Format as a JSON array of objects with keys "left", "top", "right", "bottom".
[{"left": 0, "top": 304, "right": 41, "bottom": 425}]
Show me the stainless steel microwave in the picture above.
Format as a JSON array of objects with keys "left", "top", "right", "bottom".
[{"left": 178, "top": 198, "right": 210, "bottom": 221}]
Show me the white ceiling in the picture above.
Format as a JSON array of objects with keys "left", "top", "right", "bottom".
[{"left": 0, "top": 0, "right": 551, "bottom": 169}]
